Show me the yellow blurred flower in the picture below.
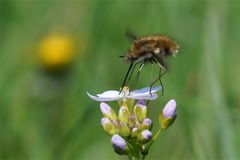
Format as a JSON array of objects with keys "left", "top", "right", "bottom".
[{"left": 38, "top": 33, "right": 76, "bottom": 71}]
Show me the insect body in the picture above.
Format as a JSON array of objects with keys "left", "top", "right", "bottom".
[
  {"left": 125, "top": 35, "right": 179, "bottom": 69},
  {"left": 120, "top": 34, "right": 180, "bottom": 93}
]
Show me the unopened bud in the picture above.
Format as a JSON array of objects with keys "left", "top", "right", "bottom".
[
  {"left": 111, "top": 134, "right": 129, "bottom": 155},
  {"left": 101, "top": 117, "right": 117, "bottom": 135},
  {"left": 118, "top": 122, "right": 130, "bottom": 137},
  {"left": 141, "top": 145, "right": 149, "bottom": 156},
  {"left": 131, "top": 127, "right": 139, "bottom": 138},
  {"left": 100, "top": 102, "right": 117, "bottom": 121},
  {"left": 128, "top": 114, "right": 137, "bottom": 128},
  {"left": 141, "top": 118, "right": 152, "bottom": 130},
  {"left": 138, "top": 129, "right": 152, "bottom": 143},
  {"left": 159, "top": 99, "right": 177, "bottom": 129},
  {"left": 134, "top": 121, "right": 141, "bottom": 129},
  {"left": 134, "top": 100, "right": 147, "bottom": 122},
  {"left": 118, "top": 106, "right": 130, "bottom": 124}
]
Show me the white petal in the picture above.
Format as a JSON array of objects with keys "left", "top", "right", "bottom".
[
  {"left": 87, "top": 92, "right": 119, "bottom": 101},
  {"left": 149, "top": 86, "right": 162, "bottom": 93},
  {"left": 97, "top": 90, "right": 120, "bottom": 98},
  {"left": 128, "top": 93, "right": 158, "bottom": 100},
  {"left": 131, "top": 86, "right": 161, "bottom": 95}
]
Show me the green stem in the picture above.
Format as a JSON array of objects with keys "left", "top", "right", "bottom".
[
  {"left": 139, "top": 129, "right": 162, "bottom": 160},
  {"left": 128, "top": 154, "right": 132, "bottom": 160},
  {"left": 148, "top": 128, "right": 162, "bottom": 149},
  {"left": 126, "top": 139, "right": 140, "bottom": 160}
]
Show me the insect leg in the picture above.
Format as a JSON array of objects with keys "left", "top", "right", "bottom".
[
  {"left": 146, "top": 62, "right": 154, "bottom": 105},
  {"left": 120, "top": 60, "right": 134, "bottom": 93},
  {"left": 149, "top": 54, "right": 167, "bottom": 95},
  {"left": 150, "top": 67, "right": 167, "bottom": 96},
  {"left": 126, "top": 60, "right": 143, "bottom": 84},
  {"left": 130, "top": 61, "right": 145, "bottom": 91},
  {"left": 151, "top": 52, "right": 168, "bottom": 70}
]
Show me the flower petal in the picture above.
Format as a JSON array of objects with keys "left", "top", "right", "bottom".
[
  {"left": 128, "top": 93, "right": 158, "bottom": 100},
  {"left": 87, "top": 86, "right": 161, "bottom": 102},
  {"left": 131, "top": 86, "right": 161, "bottom": 95},
  {"left": 87, "top": 92, "right": 119, "bottom": 101},
  {"left": 97, "top": 90, "right": 120, "bottom": 98}
]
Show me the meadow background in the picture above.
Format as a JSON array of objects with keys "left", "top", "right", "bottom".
[{"left": 0, "top": 0, "right": 240, "bottom": 159}]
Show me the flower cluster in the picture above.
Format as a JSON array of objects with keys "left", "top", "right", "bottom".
[
  {"left": 88, "top": 86, "right": 177, "bottom": 159},
  {"left": 100, "top": 100, "right": 152, "bottom": 155}
]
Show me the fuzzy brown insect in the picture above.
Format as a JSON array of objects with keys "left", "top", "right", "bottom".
[{"left": 120, "top": 33, "right": 180, "bottom": 93}]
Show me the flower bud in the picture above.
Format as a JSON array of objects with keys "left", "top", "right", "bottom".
[
  {"left": 141, "top": 118, "right": 152, "bottom": 130},
  {"left": 118, "top": 122, "right": 130, "bottom": 137},
  {"left": 159, "top": 99, "right": 177, "bottom": 129},
  {"left": 101, "top": 117, "right": 117, "bottom": 135},
  {"left": 100, "top": 102, "right": 117, "bottom": 121},
  {"left": 128, "top": 114, "right": 137, "bottom": 128},
  {"left": 118, "top": 96, "right": 135, "bottom": 109},
  {"left": 141, "top": 145, "right": 149, "bottom": 156},
  {"left": 130, "top": 127, "right": 139, "bottom": 138},
  {"left": 118, "top": 106, "right": 130, "bottom": 124},
  {"left": 138, "top": 129, "right": 152, "bottom": 143},
  {"left": 134, "top": 121, "right": 141, "bottom": 129},
  {"left": 111, "top": 134, "right": 128, "bottom": 155},
  {"left": 134, "top": 100, "right": 147, "bottom": 122}
]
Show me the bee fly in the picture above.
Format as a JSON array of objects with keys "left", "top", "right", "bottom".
[{"left": 120, "top": 32, "right": 180, "bottom": 95}]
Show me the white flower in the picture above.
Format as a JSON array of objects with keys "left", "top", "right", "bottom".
[{"left": 87, "top": 86, "right": 161, "bottom": 102}]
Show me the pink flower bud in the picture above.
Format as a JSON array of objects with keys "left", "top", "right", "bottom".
[
  {"left": 138, "top": 130, "right": 152, "bottom": 143},
  {"left": 162, "top": 99, "right": 176, "bottom": 118},
  {"left": 101, "top": 117, "right": 117, "bottom": 135},
  {"left": 111, "top": 134, "right": 128, "bottom": 155},
  {"left": 159, "top": 99, "right": 177, "bottom": 129},
  {"left": 100, "top": 102, "right": 117, "bottom": 120}
]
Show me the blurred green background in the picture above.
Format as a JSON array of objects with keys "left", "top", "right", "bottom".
[{"left": 1, "top": 0, "right": 240, "bottom": 159}]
